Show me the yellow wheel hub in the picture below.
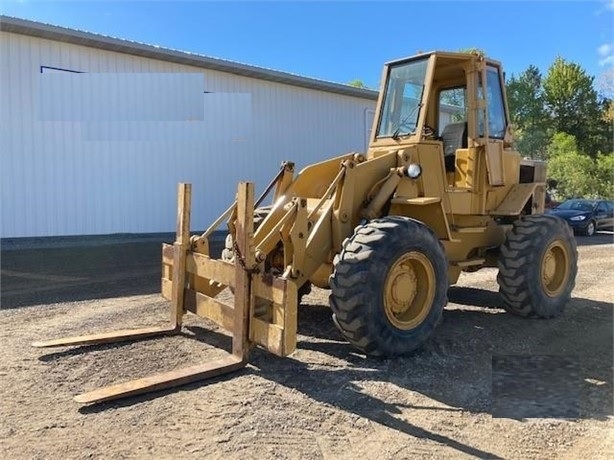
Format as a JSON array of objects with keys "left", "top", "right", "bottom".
[
  {"left": 384, "top": 252, "right": 435, "bottom": 330},
  {"left": 541, "top": 240, "right": 570, "bottom": 297}
]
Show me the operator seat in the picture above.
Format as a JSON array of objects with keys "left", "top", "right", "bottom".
[{"left": 441, "top": 122, "right": 467, "bottom": 172}]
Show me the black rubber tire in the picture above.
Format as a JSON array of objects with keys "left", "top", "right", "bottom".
[
  {"left": 329, "top": 216, "right": 448, "bottom": 357},
  {"left": 497, "top": 214, "right": 577, "bottom": 318},
  {"left": 583, "top": 220, "right": 596, "bottom": 237}
]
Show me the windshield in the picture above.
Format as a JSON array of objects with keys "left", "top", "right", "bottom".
[
  {"left": 556, "top": 200, "right": 596, "bottom": 212},
  {"left": 376, "top": 58, "right": 429, "bottom": 138}
]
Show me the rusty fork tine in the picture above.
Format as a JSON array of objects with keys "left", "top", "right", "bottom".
[
  {"left": 74, "top": 355, "right": 245, "bottom": 404},
  {"left": 32, "top": 325, "right": 178, "bottom": 348}
]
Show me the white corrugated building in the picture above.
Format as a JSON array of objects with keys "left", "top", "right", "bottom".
[{"left": 0, "top": 16, "right": 380, "bottom": 238}]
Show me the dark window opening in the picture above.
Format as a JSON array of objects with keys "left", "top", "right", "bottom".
[{"left": 40, "top": 65, "right": 83, "bottom": 74}]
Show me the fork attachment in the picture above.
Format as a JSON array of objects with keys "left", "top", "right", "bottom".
[{"left": 33, "top": 181, "right": 298, "bottom": 404}]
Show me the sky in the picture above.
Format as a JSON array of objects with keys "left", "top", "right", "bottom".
[{"left": 1, "top": 0, "right": 613, "bottom": 90}]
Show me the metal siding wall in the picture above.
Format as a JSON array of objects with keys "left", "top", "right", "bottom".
[{"left": 1, "top": 32, "right": 375, "bottom": 237}]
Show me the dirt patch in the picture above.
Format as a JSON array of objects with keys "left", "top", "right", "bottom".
[{"left": 1, "top": 234, "right": 612, "bottom": 459}]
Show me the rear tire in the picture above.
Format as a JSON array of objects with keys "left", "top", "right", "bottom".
[
  {"left": 497, "top": 214, "right": 577, "bottom": 318},
  {"left": 329, "top": 216, "right": 448, "bottom": 357}
]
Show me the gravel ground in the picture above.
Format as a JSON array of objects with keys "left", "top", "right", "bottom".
[{"left": 1, "top": 232, "right": 612, "bottom": 459}]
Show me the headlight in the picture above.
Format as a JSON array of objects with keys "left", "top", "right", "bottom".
[
  {"left": 570, "top": 215, "right": 587, "bottom": 221},
  {"left": 406, "top": 163, "right": 422, "bottom": 179}
]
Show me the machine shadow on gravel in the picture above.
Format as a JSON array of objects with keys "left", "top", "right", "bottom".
[
  {"left": 292, "top": 293, "right": 612, "bottom": 422},
  {"left": 446, "top": 286, "right": 502, "bottom": 309},
  {"left": 297, "top": 286, "right": 504, "bottom": 341},
  {"left": 249, "top": 349, "right": 505, "bottom": 459},
  {"left": 74, "top": 293, "right": 610, "bottom": 458}
]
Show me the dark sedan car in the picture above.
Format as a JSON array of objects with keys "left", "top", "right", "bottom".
[{"left": 547, "top": 199, "right": 614, "bottom": 236}]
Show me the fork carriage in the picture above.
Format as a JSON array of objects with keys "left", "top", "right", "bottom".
[{"left": 33, "top": 182, "right": 298, "bottom": 404}]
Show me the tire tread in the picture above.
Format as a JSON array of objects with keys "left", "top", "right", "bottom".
[{"left": 497, "top": 214, "right": 577, "bottom": 318}]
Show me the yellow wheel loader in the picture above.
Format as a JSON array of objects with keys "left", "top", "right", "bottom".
[{"left": 34, "top": 51, "right": 577, "bottom": 404}]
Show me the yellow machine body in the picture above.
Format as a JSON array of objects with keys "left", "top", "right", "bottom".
[{"left": 35, "top": 51, "right": 576, "bottom": 406}]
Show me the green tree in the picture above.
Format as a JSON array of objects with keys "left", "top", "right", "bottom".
[
  {"left": 596, "top": 70, "right": 614, "bottom": 155},
  {"left": 547, "top": 136, "right": 597, "bottom": 199},
  {"left": 507, "top": 65, "right": 546, "bottom": 128},
  {"left": 542, "top": 57, "right": 603, "bottom": 155},
  {"left": 546, "top": 132, "right": 578, "bottom": 158},
  {"left": 458, "top": 47, "right": 486, "bottom": 56},
  {"left": 588, "top": 98, "right": 614, "bottom": 154},
  {"left": 513, "top": 128, "right": 551, "bottom": 160},
  {"left": 596, "top": 68, "right": 614, "bottom": 117},
  {"left": 506, "top": 66, "right": 550, "bottom": 159},
  {"left": 348, "top": 79, "right": 369, "bottom": 89},
  {"left": 595, "top": 153, "right": 614, "bottom": 199},
  {"left": 503, "top": 59, "right": 612, "bottom": 196}
]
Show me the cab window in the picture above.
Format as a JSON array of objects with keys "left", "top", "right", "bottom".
[
  {"left": 439, "top": 87, "right": 466, "bottom": 133},
  {"left": 477, "top": 66, "right": 506, "bottom": 139},
  {"left": 376, "top": 58, "right": 429, "bottom": 138}
]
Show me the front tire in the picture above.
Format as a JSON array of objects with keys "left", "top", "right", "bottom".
[
  {"left": 329, "top": 217, "right": 448, "bottom": 357},
  {"left": 497, "top": 214, "right": 577, "bottom": 318}
]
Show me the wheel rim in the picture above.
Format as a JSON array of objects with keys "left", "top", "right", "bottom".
[
  {"left": 384, "top": 251, "right": 435, "bottom": 330},
  {"left": 540, "top": 240, "right": 570, "bottom": 297},
  {"left": 587, "top": 222, "right": 595, "bottom": 236}
]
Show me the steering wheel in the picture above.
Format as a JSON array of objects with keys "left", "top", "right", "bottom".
[
  {"left": 423, "top": 124, "right": 436, "bottom": 138},
  {"left": 392, "top": 122, "right": 436, "bottom": 138}
]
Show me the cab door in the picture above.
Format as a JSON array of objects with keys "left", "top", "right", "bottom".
[{"left": 479, "top": 65, "right": 508, "bottom": 186}]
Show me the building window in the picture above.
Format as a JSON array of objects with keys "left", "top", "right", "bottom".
[{"left": 40, "top": 65, "right": 83, "bottom": 74}]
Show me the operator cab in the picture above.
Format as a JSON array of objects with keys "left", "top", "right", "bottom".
[
  {"left": 369, "top": 51, "right": 512, "bottom": 187},
  {"left": 372, "top": 51, "right": 509, "bottom": 145}
]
